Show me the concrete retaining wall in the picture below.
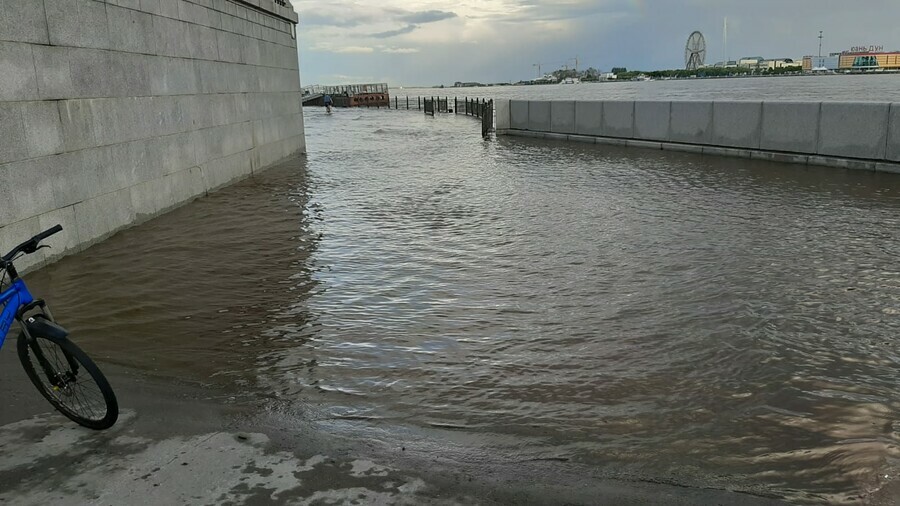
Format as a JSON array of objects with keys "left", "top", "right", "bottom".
[
  {"left": 498, "top": 99, "right": 900, "bottom": 175},
  {"left": 0, "top": 0, "right": 304, "bottom": 271}
]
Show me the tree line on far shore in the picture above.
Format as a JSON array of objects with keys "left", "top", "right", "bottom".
[{"left": 540, "top": 65, "right": 804, "bottom": 83}]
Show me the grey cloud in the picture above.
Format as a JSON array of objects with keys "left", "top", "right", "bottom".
[
  {"left": 399, "top": 10, "right": 457, "bottom": 24},
  {"left": 370, "top": 24, "right": 419, "bottom": 39},
  {"left": 499, "top": 0, "right": 632, "bottom": 23},
  {"left": 368, "top": 9, "right": 457, "bottom": 38},
  {"left": 301, "top": 12, "right": 375, "bottom": 27}
]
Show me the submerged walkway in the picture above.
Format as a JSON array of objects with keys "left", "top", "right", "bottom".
[
  {"left": 2, "top": 108, "right": 899, "bottom": 503},
  {"left": 0, "top": 217, "right": 781, "bottom": 505}
]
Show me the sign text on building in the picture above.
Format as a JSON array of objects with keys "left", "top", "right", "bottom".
[{"left": 849, "top": 45, "right": 884, "bottom": 53}]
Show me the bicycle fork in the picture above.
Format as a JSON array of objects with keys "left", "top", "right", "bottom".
[{"left": 17, "top": 302, "right": 80, "bottom": 389}]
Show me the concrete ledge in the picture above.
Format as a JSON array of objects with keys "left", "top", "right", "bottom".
[
  {"left": 702, "top": 146, "right": 753, "bottom": 159},
  {"left": 543, "top": 132, "right": 568, "bottom": 142},
  {"left": 503, "top": 128, "right": 900, "bottom": 175},
  {"left": 807, "top": 155, "right": 875, "bottom": 172},
  {"left": 495, "top": 99, "right": 510, "bottom": 131},
  {"left": 550, "top": 101, "right": 576, "bottom": 134},
  {"left": 876, "top": 162, "right": 900, "bottom": 174},
  {"left": 528, "top": 101, "right": 551, "bottom": 132},
  {"left": 510, "top": 130, "right": 545, "bottom": 139},
  {"left": 503, "top": 99, "right": 900, "bottom": 177},
  {"left": 817, "top": 102, "right": 890, "bottom": 160},
  {"left": 712, "top": 102, "right": 762, "bottom": 149},
  {"left": 596, "top": 137, "right": 626, "bottom": 146},
  {"left": 760, "top": 102, "right": 819, "bottom": 153},
  {"left": 574, "top": 102, "right": 603, "bottom": 136},
  {"left": 510, "top": 101, "right": 528, "bottom": 130},
  {"left": 663, "top": 143, "right": 704, "bottom": 154},
  {"left": 567, "top": 135, "right": 596, "bottom": 144},
  {"left": 625, "top": 139, "right": 662, "bottom": 150},
  {"left": 670, "top": 101, "right": 712, "bottom": 144},
  {"left": 634, "top": 101, "right": 670, "bottom": 141},
  {"left": 889, "top": 103, "right": 900, "bottom": 162},
  {"left": 602, "top": 101, "right": 634, "bottom": 138},
  {"left": 750, "top": 151, "right": 809, "bottom": 165}
]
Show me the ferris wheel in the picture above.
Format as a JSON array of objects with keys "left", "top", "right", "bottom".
[{"left": 685, "top": 31, "right": 707, "bottom": 70}]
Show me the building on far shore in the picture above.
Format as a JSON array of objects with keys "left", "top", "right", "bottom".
[
  {"left": 802, "top": 46, "right": 900, "bottom": 72},
  {"left": 738, "top": 56, "right": 765, "bottom": 67},
  {"left": 837, "top": 50, "right": 900, "bottom": 71},
  {"left": 802, "top": 55, "right": 841, "bottom": 72}
]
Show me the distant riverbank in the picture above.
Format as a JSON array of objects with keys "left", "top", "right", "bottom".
[{"left": 397, "top": 73, "right": 900, "bottom": 102}]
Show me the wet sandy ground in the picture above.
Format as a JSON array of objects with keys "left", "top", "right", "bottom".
[{"left": 0, "top": 347, "right": 802, "bottom": 505}]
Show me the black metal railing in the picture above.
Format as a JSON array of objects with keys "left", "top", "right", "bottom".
[
  {"left": 390, "top": 96, "right": 494, "bottom": 138},
  {"left": 481, "top": 99, "right": 493, "bottom": 138}
]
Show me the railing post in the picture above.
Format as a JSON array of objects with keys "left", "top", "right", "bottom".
[{"left": 418, "top": 97, "right": 421, "bottom": 110}]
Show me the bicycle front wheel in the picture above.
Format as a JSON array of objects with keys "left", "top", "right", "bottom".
[{"left": 17, "top": 331, "right": 118, "bottom": 430}]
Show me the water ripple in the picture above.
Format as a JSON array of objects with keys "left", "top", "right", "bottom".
[{"left": 25, "top": 107, "right": 900, "bottom": 502}]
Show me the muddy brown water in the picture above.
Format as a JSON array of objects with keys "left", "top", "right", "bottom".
[{"left": 21, "top": 108, "right": 900, "bottom": 503}]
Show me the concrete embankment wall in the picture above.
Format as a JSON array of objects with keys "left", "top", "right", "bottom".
[
  {"left": 495, "top": 100, "right": 900, "bottom": 175},
  {"left": 0, "top": 0, "right": 304, "bottom": 270}
]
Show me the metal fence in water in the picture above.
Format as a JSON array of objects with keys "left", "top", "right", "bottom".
[
  {"left": 392, "top": 96, "right": 494, "bottom": 138},
  {"left": 324, "top": 94, "right": 494, "bottom": 138}
]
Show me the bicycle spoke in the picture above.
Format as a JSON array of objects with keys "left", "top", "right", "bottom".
[{"left": 24, "top": 336, "right": 111, "bottom": 422}]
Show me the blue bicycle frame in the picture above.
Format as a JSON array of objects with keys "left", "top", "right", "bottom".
[{"left": 0, "top": 279, "right": 35, "bottom": 350}]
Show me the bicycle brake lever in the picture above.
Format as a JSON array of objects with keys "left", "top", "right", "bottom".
[{"left": 24, "top": 244, "right": 51, "bottom": 254}]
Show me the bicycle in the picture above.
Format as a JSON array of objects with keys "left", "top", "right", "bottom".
[{"left": 0, "top": 225, "right": 118, "bottom": 430}]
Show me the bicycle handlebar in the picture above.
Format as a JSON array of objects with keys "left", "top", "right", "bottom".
[{"left": 1, "top": 224, "right": 63, "bottom": 263}]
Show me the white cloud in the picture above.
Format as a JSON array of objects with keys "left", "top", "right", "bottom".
[
  {"left": 334, "top": 46, "right": 376, "bottom": 54},
  {"left": 381, "top": 47, "right": 421, "bottom": 54}
]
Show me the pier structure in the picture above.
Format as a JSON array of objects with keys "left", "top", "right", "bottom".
[
  {"left": 495, "top": 100, "right": 900, "bottom": 175},
  {"left": 302, "top": 83, "right": 390, "bottom": 108},
  {"left": 0, "top": 0, "right": 306, "bottom": 271}
]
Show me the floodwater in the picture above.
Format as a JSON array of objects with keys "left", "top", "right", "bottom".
[
  {"left": 399, "top": 73, "right": 900, "bottom": 102},
  {"left": 23, "top": 107, "right": 900, "bottom": 503}
]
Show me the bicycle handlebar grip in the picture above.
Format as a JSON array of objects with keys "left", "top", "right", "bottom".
[{"left": 34, "top": 224, "right": 63, "bottom": 242}]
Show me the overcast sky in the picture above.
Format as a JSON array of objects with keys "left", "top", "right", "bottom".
[{"left": 291, "top": 0, "right": 900, "bottom": 87}]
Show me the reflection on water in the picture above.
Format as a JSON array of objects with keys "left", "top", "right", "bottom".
[
  {"left": 26, "top": 108, "right": 900, "bottom": 502},
  {"left": 25, "top": 167, "right": 319, "bottom": 386}
]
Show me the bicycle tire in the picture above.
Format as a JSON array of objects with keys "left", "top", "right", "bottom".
[{"left": 17, "top": 328, "right": 118, "bottom": 430}]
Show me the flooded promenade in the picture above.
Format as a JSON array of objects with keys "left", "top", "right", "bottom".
[{"left": 6, "top": 106, "right": 900, "bottom": 503}]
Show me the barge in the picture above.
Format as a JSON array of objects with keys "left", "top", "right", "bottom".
[{"left": 302, "top": 83, "right": 390, "bottom": 108}]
